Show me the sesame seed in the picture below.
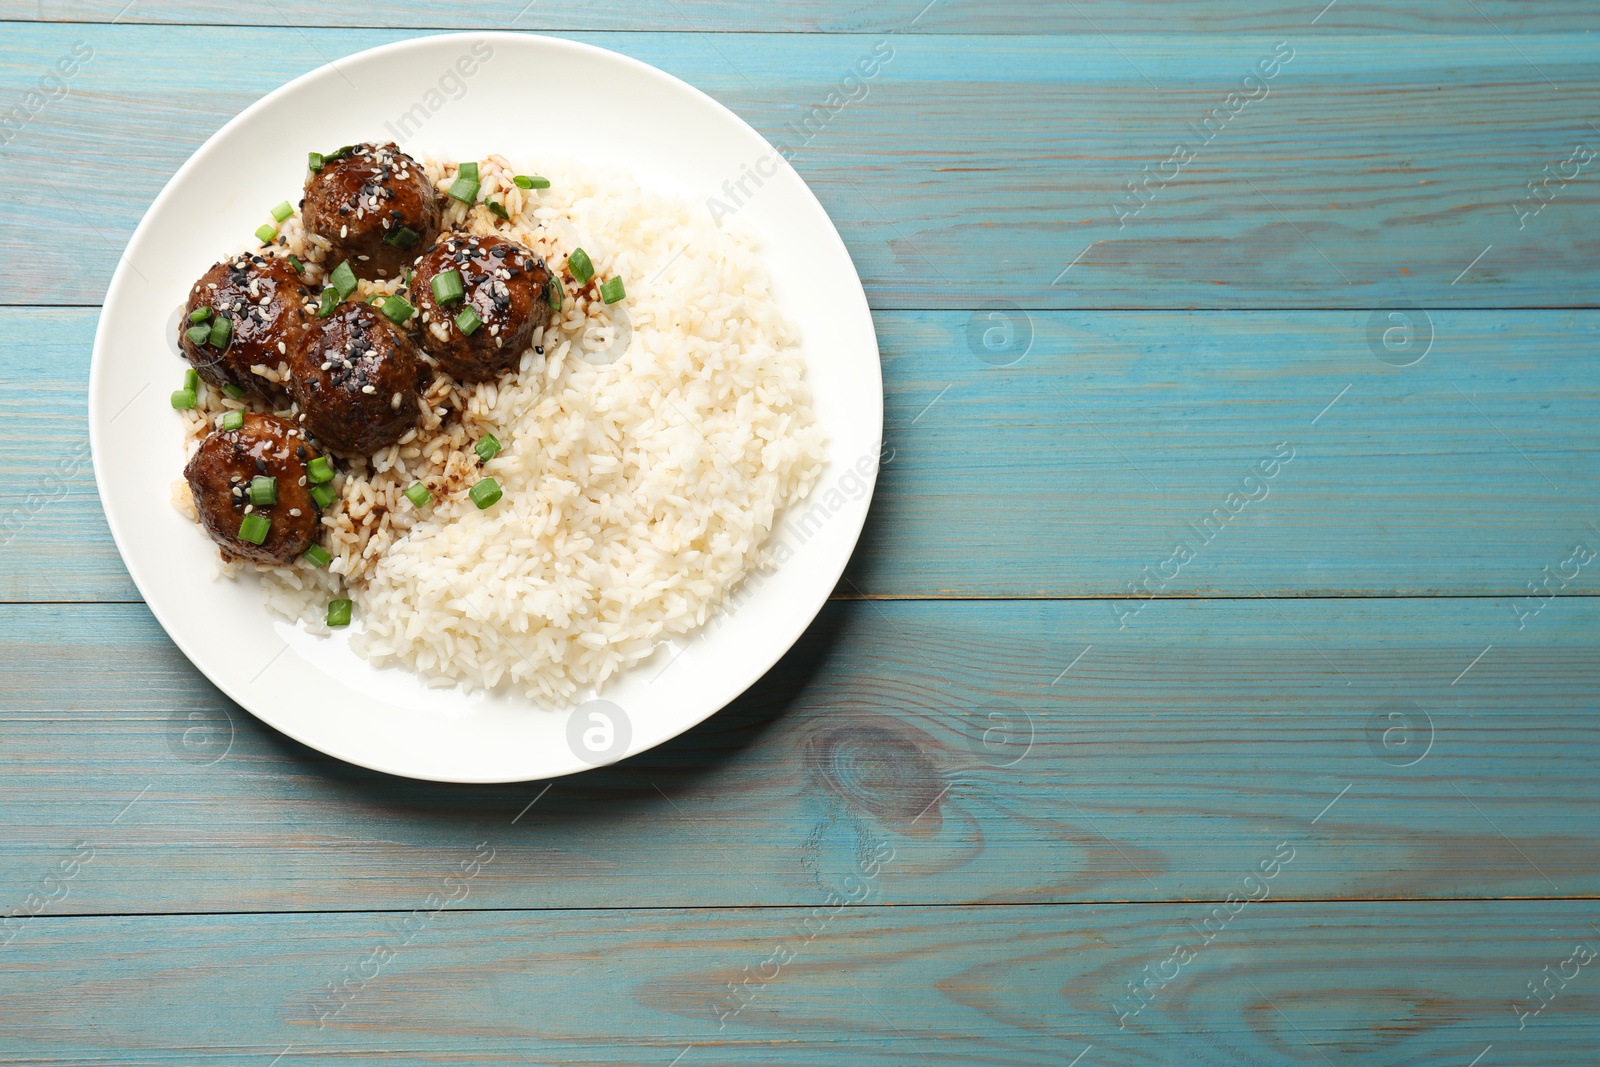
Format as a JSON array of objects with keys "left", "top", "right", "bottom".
[{"left": 362, "top": 384, "right": 376, "bottom": 394}]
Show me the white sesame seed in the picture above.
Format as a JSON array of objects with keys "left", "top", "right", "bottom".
[
  {"left": 278, "top": 341, "right": 287, "bottom": 355},
  {"left": 340, "top": 225, "right": 348, "bottom": 238},
  {"left": 361, "top": 385, "right": 376, "bottom": 394}
]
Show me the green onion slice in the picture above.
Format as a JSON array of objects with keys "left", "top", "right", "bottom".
[
  {"left": 488, "top": 200, "right": 510, "bottom": 221},
  {"left": 208, "top": 316, "right": 232, "bottom": 349},
  {"left": 249, "top": 475, "right": 278, "bottom": 506},
  {"left": 222, "top": 383, "right": 246, "bottom": 400},
  {"left": 430, "top": 270, "right": 465, "bottom": 305},
  {"left": 183, "top": 368, "right": 200, "bottom": 392},
  {"left": 287, "top": 255, "right": 305, "bottom": 275},
  {"left": 404, "top": 482, "right": 433, "bottom": 508},
  {"left": 302, "top": 543, "right": 332, "bottom": 568},
  {"left": 271, "top": 200, "right": 294, "bottom": 222},
  {"left": 384, "top": 225, "right": 420, "bottom": 249},
  {"left": 514, "top": 175, "right": 550, "bottom": 190},
  {"left": 170, "top": 389, "right": 196, "bottom": 410},
  {"left": 600, "top": 276, "right": 626, "bottom": 304},
  {"left": 220, "top": 411, "right": 244, "bottom": 431},
  {"left": 474, "top": 433, "right": 501, "bottom": 463},
  {"left": 308, "top": 151, "right": 325, "bottom": 172},
  {"left": 468, "top": 477, "right": 502, "bottom": 510},
  {"left": 458, "top": 161, "right": 479, "bottom": 181},
  {"left": 380, "top": 294, "right": 415, "bottom": 325},
  {"left": 567, "top": 247, "right": 594, "bottom": 284},
  {"left": 326, "top": 598, "right": 352, "bottom": 627},
  {"left": 317, "top": 288, "right": 340, "bottom": 317},
  {"left": 306, "top": 456, "right": 335, "bottom": 484},
  {"left": 255, "top": 223, "right": 278, "bottom": 245},
  {"left": 454, "top": 306, "right": 483, "bottom": 336},
  {"left": 329, "top": 260, "right": 358, "bottom": 300},
  {"left": 185, "top": 324, "right": 212, "bottom": 345},
  {"left": 238, "top": 513, "right": 270, "bottom": 545},
  {"left": 447, "top": 176, "right": 480, "bottom": 205},
  {"left": 309, "top": 483, "right": 337, "bottom": 510},
  {"left": 189, "top": 306, "right": 213, "bottom": 323},
  {"left": 546, "top": 276, "right": 563, "bottom": 311}
]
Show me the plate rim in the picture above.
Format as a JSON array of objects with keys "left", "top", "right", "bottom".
[{"left": 87, "top": 30, "right": 883, "bottom": 783}]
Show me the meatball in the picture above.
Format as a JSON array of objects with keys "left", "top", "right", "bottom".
[
  {"left": 289, "top": 301, "right": 424, "bottom": 453},
  {"left": 411, "top": 234, "right": 553, "bottom": 382},
  {"left": 179, "top": 254, "right": 312, "bottom": 399},
  {"left": 184, "top": 413, "right": 323, "bottom": 565},
  {"left": 302, "top": 142, "right": 441, "bottom": 281}
]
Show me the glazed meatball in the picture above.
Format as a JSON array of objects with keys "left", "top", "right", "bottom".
[
  {"left": 289, "top": 301, "right": 424, "bottom": 453},
  {"left": 184, "top": 413, "right": 322, "bottom": 565},
  {"left": 411, "top": 234, "right": 553, "bottom": 382},
  {"left": 302, "top": 143, "right": 441, "bottom": 281},
  {"left": 179, "top": 254, "right": 312, "bottom": 399}
]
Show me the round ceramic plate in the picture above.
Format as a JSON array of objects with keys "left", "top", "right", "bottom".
[{"left": 89, "top": 32, "right": 882, "bottom": 783}]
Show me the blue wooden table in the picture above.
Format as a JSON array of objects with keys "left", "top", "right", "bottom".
[{"left": 2, "top": 3, "right": 1598, "bottom": 1064}]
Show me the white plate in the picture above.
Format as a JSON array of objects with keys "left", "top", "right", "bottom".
[{"left": 89, "top": 33, "right": 882, "bottom": 783}]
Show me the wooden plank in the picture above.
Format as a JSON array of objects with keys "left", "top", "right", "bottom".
[
  {"left": 0, "top": 901, "right": 1595, "bottom": 1063},
  {"left": 3, "top": 0, "right": 1595, "bottom": 33},
  {"left": 1, "top": 598, "right": 1595, "bottom": 913},
  {"left": 8, "top": 307, "right": 1598, "bottom": 601},
  {"left": 0, "top": 26, "right": 1596, "bottom": 308}
]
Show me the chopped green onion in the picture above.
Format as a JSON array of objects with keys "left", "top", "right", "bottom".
[
  {"left": 468, "top": 477, "right": 502, "bottom": 510},
  {"left": 287, "top": 254, "right": 305, "bottom": 274},
  {"left": 317, "top": 287, "right": 340, "bottom": 317},
  {"left": 430, "top": 269, "right": 464, "bottom": 305},
  {"left": 183, "top": 368, "right": 200, "bottom": 392},
  {"left": 255, "top": 223, "right": 278, "bottom": 245},
  {"left": 220, "top": 410, "right": 244, "bottom": 431},
  {"left": 458, "top": 161, "right": 479, "bottom": 181},
  {"left": 248, "top": 475, "right": 278, "bottom": 506},
  {"left": 329, "top": 260, "right": 358, "bottom": 299},
  {"left": 222, "top": 383, "right": 246, "bottom": 400},
  {"left": 309, "top": 483, "right": 337, "bottom": 510},
  {"left": 454, "top": 306, "right": 483, "bottom": 336},
  {"left": 599, "top": 276, "right": 626, "bottom": 304},
  {"left": 326, "top": 598, "right": 352, "bottom": 627},
  {"left": 302, "top": 543, "right": 332, "bottom": 568},
  {"left": 474, "top": 433, "right": 500, "bottom": 463},
  {"left": 170, "top": 389, "right": 196, "bottom": 410},
  {"left": 404, "top": 482, "right": 433, "bottom": 508},
  {"left": 447, "top": 176, "right": 480, "bottom": 205},
  {"left": 189, "top": 306, "right": 213, "bottom": 323},
  {"left": 185, "top": 324, "right": 211, "bottom": 345},
  {"left": 546, "top": 275, "right": 563, "bottom": 310},
  {"left": 307, "top": 456, "right": 334, "bottom": 484},
  {"left": 271, "top": 200, "right": 294, "bottom": 222},
  {"left": 207, "top": 315, "right": 232, "bottom": 349},
  {"left": 308, "top": 151, "right": 324, "bottom": 172},
  {"left": 567, "top": 247, "right": 594, "bottom": 284},
  {"left": 488, "top": 200, "right": 510, "bottom": 221},
  {"left": 380, "top": 293, "right": 415, "bottom": 325},
  {"left": 404, "top": 267, "right": 413, "bottom": 286},
  {"left": 326, "top": 145, "right": 354, "bottom": 163},
  {"left": 384, "top": 225, "right": 420, "bottom": 249},
  {"left": 514, "top": 175, "right": 550, "bottom": 190},
  {"left": 238, "top": 513, "right": 270, "bottom": 545}
]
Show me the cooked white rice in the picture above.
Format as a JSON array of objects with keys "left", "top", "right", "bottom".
[{"left": 175, "top": 153, "right": 826, "bottom": 705}]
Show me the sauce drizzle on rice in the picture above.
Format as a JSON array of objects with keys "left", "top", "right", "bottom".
[{"left": 174, "top": 152, "right": 827, "bottom": 705}]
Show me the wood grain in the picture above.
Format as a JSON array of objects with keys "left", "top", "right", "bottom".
[
  {"left": 1, "top": 902, "right": 1595, "bottom": 1064},
  {"left": 1, "top": 598, "right": 1595, "bottom": 913},
  {"left": 4, "top": 0, "right": 1597, "bottom": 34},
  {"left": 8, "top": 308, "right": 1598, "bottom": 601},
  {"left": 0, "top": 26, "right": 1596, "bottom": 308}
]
